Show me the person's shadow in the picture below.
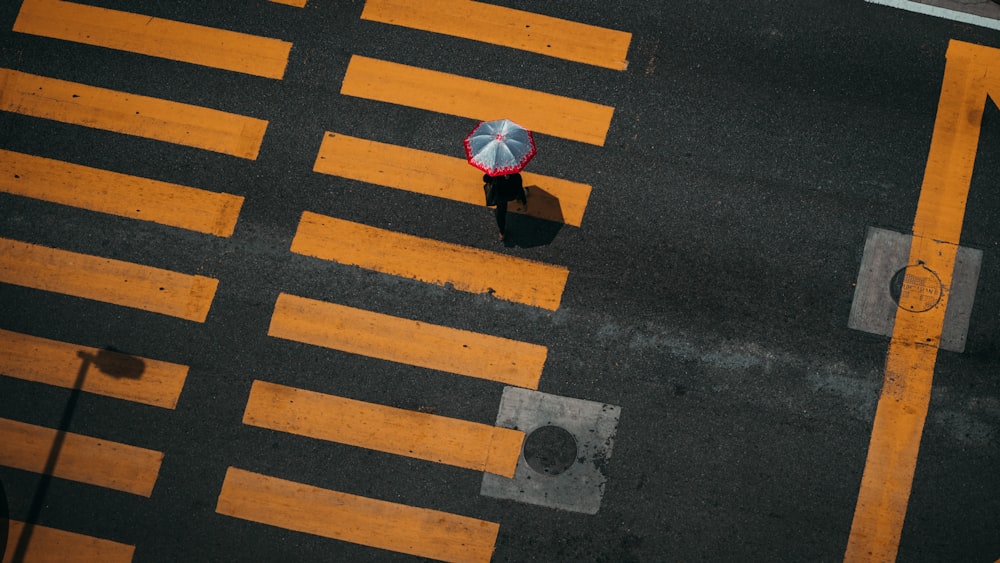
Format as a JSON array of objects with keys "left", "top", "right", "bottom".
[{"left": 504, "top": 185, "right": 565, "bottom": 248}]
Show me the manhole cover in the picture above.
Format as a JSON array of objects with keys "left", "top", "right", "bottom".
[
  {"left": 523, "top": 425, "right": 577, "bottom": 476},
  {"left": 889, "top": 263, "right": 942, "bottom": 312}
]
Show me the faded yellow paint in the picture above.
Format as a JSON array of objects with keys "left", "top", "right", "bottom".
[
  {"left": 291, "top": 211, "right": 569, "bottom": 310},
  {"left": 14, "top": 0, "right": 291, "bottom": 78},
  {"left": 0, "top": 150, "right": 243, "bottom": 236},
  {"left": 0, "top": 68, "right": 268, "bottom": 159},
  {"left": 3, "top": 521, "right": 135, "bottom": 563},
  {"left": 0, "top": 417, "right": 162, "bottom": 497},
  {"left": 361, "top": 0, "right": 631, "bottom": 70},
  {"left": 845, "top": 40, "right": 991, "bottom": 562},
  {"left": 0, "top": 238, "right": 218, "bottom": 322},
  {"left": 313, "top": 132, "right": 591, "bottom": 227},
  {"left": 216, "top": 467, "right": 499, "bottom": 563},
  {"left": 0, "top": 329, "right": 188, "bottom": 409},
  {"left": 268, "top": 293, "right": 546, "bottom": 389},
  {"left": 244, "top": 380, "right": 524, "bottom": 476},
  {"left": 340, "top": 55, "right": 615, "bottom": 146}
]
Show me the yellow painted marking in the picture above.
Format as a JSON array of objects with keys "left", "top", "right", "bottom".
[
  {"left": 0, "top": 150, "right": 243, "bottom": 236},
  {"left": 0, "top": 329, "right": 188, "bottom": 409},
  {"left": 0, "top": 68, "right": 268, "bottom": 159},
  {"left": 14, "top": 0, "right": 291, "bottom": 79},
  {"left": 3, "top": 521, "right": 135, "bottom": 563},
  {"left": 361, "top": 0, "right": 631, "bottom": 70},
  {"left": 291, "top": 211, "right": 569, "bottom": 310},
  {"left": 0, "top": 417, "right": 162, "bottom": 496},
  {"left": 268, "top": 0, "right": 307, "bottom": 6},
  {"left": 845, "top": 39, "right": 992, "bottom": 562},
  {"left": 0, "top": 238, "right": 218, "bottom": 322},
  {"left": 269, "top": 293, "right": 545, "bottom": 389},
  {"left": 340, "top": 55, "right": 615, "bottom": 146},
  {"left": 244, "top": 380, "right": 524, "bottom": 476},
  {"left": 216, "top": 467, "right": 499, "bottom": 563},
  {"left": 313, "top": 132, "right": 591, "bottom": 227}
]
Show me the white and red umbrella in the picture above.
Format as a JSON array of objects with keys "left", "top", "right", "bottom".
[{"left": 463, "top": 119, "right": 536, "bottom": 176}]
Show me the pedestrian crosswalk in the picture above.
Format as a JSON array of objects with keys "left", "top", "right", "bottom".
[
  {"left": 360, "top": 0, "right": 631, "bottom": 70},
  {"left": 13, "top": 0, "right": 293, "bottom": 78},
  {"left": 244, "top": 380, "right": 524, "bottom": 477},
  {"left": 268, "top": 292, "right": 547, "bottom": 388},
  {"left": 0, "top": 150, "right": 244, "bottom": 236},
  {"left": 341, "top": 55, "right": 616, "bottom": 146},
  {"left": 0, "top": 0, "right": 631, "bottom": 560},
  {"left": 4, "top": 520, "right": 136, "bottom": 563},
  {"left": 215, "top": 467, "right": 499, "bottom": 563},
  {"left": 0, "top": 329, "right": 188, "bottom": 409},
  {"left": 313, "top": 132, "right": 592, "bottom": 227},
  {"left": 0, "top": 238, "right": 219, "bottom": 322},
  {"left": 0, "top": 417, "right": 163, "bottom": 497},
  {"left": 0, "top": 68, "right": 269, "bottom": 159},
  {"left": 290, "top": 211, "right": 570, "bottom": 310}
]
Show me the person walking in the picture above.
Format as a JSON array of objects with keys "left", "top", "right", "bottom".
[{"left": 484, "top": 172, "right": 527, "bottom": 241}]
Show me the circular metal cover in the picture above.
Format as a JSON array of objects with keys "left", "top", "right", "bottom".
[{"left": 523, "top": 425, "right": 578, "bottom": 476}]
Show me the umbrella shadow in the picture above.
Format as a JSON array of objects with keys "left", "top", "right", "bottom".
[
  {"left": 9, "top": 347, "right": 145, "bottom": 563},
  {"left": 505, "top": 185, "right": 565, "bottom": 248}
]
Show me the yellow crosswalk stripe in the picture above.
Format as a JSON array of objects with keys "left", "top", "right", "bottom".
[
  {"left": 313, "top": 132, "right": 591, "bottom": 227},
  {"left": 216, "top": 467, "right": 499, "bottom": 563},
  {"left": 0, "top": 329, "right": 188, "bottom": 409},
  {"left": 0, "top": 68, "right": 268, "bottom": 159},
  {"left": 244, "top": 380, "right": 524, "bottom": 477},
  {"left": 291, "top": 211, "right": 569, "bottom": 310},
  {"left": 268, "top": 293, "right": 545, "bottom": 389},
  {"left": 361, "top": 0, "right": 631, "bottom": 70},
  {"left": 340, "top": 55, "right": 615, "bottom": 146},
  {"left": 0, "top": 150, "right": 244, "bottom": 236},
  {"left": 13, "top": 0, "right": 292, "bottom": 79},
  {"left": 4, "top": 521, "right": 135, "bottom": 563},
  {"left": 0, "top": 238, "right": 218, "bottom": 323},
  {"left": 0, "top": 417, "right": 162, "bottom": 497}
]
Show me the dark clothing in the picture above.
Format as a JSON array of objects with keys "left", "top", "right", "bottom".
[{"left": 484, "top": 173, "right": 526, "bottom": 236}]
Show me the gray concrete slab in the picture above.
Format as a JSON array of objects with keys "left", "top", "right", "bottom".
[
  {"left": 481, "top": 387, "right": 621, "bottom": 515},
  {"left": 848, "top": 226, "right": 982, "bottom": 353}
]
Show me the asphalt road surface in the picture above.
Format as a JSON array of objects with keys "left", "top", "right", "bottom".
[{"left": 1, "top": 0, "right": 998, "bottom": 562}]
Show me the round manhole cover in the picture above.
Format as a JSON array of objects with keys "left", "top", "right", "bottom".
[
  {"left": 889, "top": 263, "right": 943, "bottom": 312},
  {"left": 523, "top": 425, "right": 577, "bottom": 476}
]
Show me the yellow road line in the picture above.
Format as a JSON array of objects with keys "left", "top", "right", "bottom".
[
  {"left": 0, "top": 329, "right": 188, "bottom": 409},
  {"left": 313, "top": 132, "right": 591, "bottom": 227},
  {"left": 340, "top": 55, "right": 615, "bottom": 146},
  {"left": 216, "top": 467, "right": 499, "bottom": 563},
  {"left": 14, "top": 0, "right": 291, "bottom": 79},
  {"left": 4, "top": 521, "right": 135, "bottom": 563},
  {"left": 845, "top": 39, "right": 990, "bottom": 562},
  {"left": 361, "top": 0, "right": 630, "bottom": 70},
  {"left": 0, "top": 238, "right": 218, "bottom": 322},
  {"left": 269, "top": 0, "right": 307, "bottom": 6},
  {"left": 291, "top": 211, "right": 569, "bottom": 310},
  {"left": 0, "top": 68, "right": 268, "bottom": 159},
  {"left": 0, "top": 417, "right": 162, "bottom": 496},
  {"left": 244, "top": 380, "right": 524, "bottom": 477},
  {"left": 268, "top": 293, "right": 545, "bottom": 389},
  {"left": 0, "top": 150, "right": 243, "bottom": 236}
]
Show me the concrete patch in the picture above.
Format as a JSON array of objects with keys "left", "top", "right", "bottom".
[
  {"left": 480, "top": 387, "right": 621, "bottom": 515},
  {"left": 848, "top": 226, "right": 982, "bottom": 353}
]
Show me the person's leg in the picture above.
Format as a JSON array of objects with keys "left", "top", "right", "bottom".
[{"left": 495, "top": 200, "right": 508, "bottom": 239}]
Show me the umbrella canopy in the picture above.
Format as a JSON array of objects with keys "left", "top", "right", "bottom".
[{"left": 463, "top": 119, "right": 536, "bottom": 176}]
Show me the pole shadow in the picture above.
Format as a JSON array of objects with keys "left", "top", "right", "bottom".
[
  {"left": 505, "top": 185, "right": 565, "bottom": 248},
  {"left": 9, "top": 347, "right": 145, "bottom": 562}
]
